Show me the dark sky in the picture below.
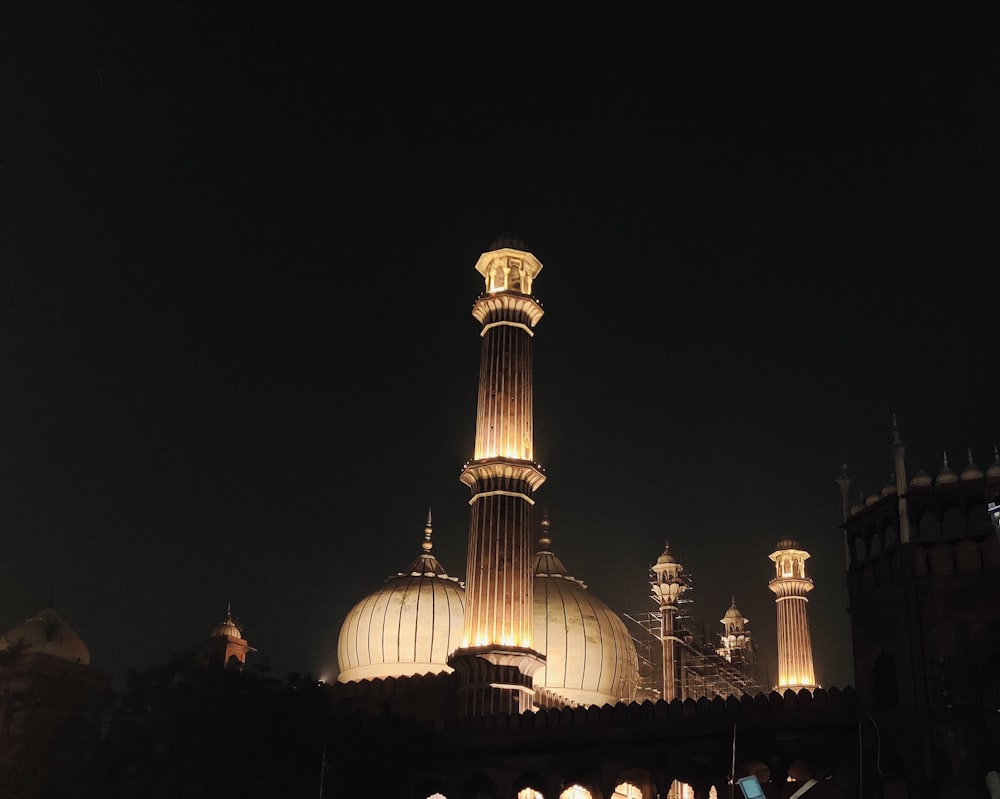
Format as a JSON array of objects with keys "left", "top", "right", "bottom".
[{"left": 1, "top": 5, "right": 997, "bottom": 691}]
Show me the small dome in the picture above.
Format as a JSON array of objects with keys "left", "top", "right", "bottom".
[
  {"left": 721, "top": 599, "right": 748, "bottom": 629},
  {"left": 211, "top": 607, "right": 243, "bottom": 639},
  {"left": 881, "top": 475, "right": 897, "bottom": 497},
  {"left": 910, "top": 469, "right": 932, "bottom": 487},
  {"left": 936, "top": 453, "right": 958, "bottom": 485},
  {"left": 655, "top": 543, "right": 677, "bottom": 566},
  {"left": 865, "top": 493, "right": 881, "bottom": 506},
  {"left": 987, "top": 447, "right": 1000, "bottom": 479},
  {"left": 489, "top": 232, "right": 527, "bottom": 251},
  {"left": 849, "top": 499, "right": 867, "bottom": 516},
  {"left": 337, "top": 515, "right": 465, "bottom": 683},
  {"left": 532, "top": 532, "right": 638, "bottom": 706},
  {"left": 0, "top": 607, "right": 90, "bottom": 666},
  {"left": 775, "top": 536, "right": 800, "bottom": 550},
  {"left": 960, "top": 450, "right": 984, "bottom": 481}
]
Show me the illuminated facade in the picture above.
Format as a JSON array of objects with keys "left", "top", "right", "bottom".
[
  {"left": 202, "top": 605, "right": 257, "bottom": 671},
  {"left": 449, "top": 236, "right": 547, "bottom": 714},
  {"left": 326, "top": 234, "right": 863, "bottom": 798},
  {"left": 337, "top": 512, "right": 465, "bottom": 682},
  {"left": 768, "top": 537, "right": 818, "bottom": 691}
]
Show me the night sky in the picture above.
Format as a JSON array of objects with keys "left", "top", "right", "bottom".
[{"left": 2, "top": 6, "right": 997, "bottom": 691}]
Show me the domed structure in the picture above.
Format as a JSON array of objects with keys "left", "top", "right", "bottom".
[
  {"left": 936, "top": 452, "right": 958, "bottom": 484},
  {"left": 987, "top": 446, "right": 1000, "bottom": 479},
  {"left": 0, "top": 607, "right": 90, "bottom": 665},
  {"left": 910, "top": 468, "right": 932, "bottom": 487},
  {"left": 212, "top": 606, "right": 243, "bottom": 640},
  {"left": 531, "top": 519, "right": 639, "bottom": 707},
  {"left": 337, "top": 513, "right": 465, "bottom": 683},
  {"left": 960, "top": 449, "right": 984, "bottom": 481}
]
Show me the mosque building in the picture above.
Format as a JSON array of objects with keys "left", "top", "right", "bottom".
[
  {"left": 333, "top": 236, "right": 774, "bottom": 715},
  {"left": 328, "top": 237, "right": 848, "bottom": 799}
]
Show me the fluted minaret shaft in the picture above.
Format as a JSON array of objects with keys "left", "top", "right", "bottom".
[
  {"left": 450, "top": 242, "right": 547, "bottom": 714},
  {"left": 768, "top": 540, "right": 817, "bottom": 690}
]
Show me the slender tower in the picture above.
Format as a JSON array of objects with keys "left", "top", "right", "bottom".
[
  {"left": 448, "top": 234, "right": 546, "bottom": 714},
  {"left": 651, "top": 542, "right": 686, "bottom": 702},
  {"left": 890, "top": 415, "right": 913, "bottom": 544},
  {"left": 768, "top": 537, "right": 818, "bottom": 691}
]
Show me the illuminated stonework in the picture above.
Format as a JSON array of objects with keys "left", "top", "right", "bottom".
[
  {"left": 450, "top": 237, "right": 546, "bottom": 713},
  {"left": 337, "top": 514, "right": 465, "bottom": 682},
  {"left": 532, "top": 520, "right": 639, "bottom": 706},
  {"left": 768, "top": 537, "right": 818, "bottom": 691}
]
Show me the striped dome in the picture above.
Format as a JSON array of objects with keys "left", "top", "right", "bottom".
[
  {"left": 532, "top": 529, "right": 638, "bottom": 707},
  {"left": 337, "top": 516, "right": 465, "bottom": 683}
]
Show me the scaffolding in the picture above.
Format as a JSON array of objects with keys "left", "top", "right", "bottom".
[{"left": 626, "top": 574, "right": 762, "bottom": 703}]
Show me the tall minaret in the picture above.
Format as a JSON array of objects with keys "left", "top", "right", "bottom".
[
  {"left": 768, "top": 537, "right": 818, "bottom": 691},
  {"left": 651, "top": 542, "right": 687, "bottom": 702},
  {"left": 890, "top": 415, "right": 913, "bottom": 543},
  {"left": 448, "top": 234, "right": 546, "bottom": 715}
]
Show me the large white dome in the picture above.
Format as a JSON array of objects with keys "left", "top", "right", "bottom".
[
  {"left": 532, "top": 525, "right": 638, "bottom": 707},
  {"left": 337, "top": 516, "right": 465, "bottom": 683}
]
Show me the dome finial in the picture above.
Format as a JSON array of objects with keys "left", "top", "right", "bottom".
[
  {"left": 943, "top": 451, "right": 950, "bottom": 469},
  {"left": 539, "top": 512, "right": 552, "bottom": 550},
  {"left": 422, "top": 508, "right": 433, "bottom": 553}
]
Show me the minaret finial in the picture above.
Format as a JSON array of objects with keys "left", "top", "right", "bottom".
[
  {"left": 891, "top": 413, "right": 902, "bottom": 445},
  {"left": 422, "top": 509, "right": 434, "bottom": 553},
  {"left": 539, "top": 512, "right": 552, "bottom": 549}
]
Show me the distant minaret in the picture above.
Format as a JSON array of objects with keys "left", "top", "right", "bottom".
[
  {"left": 651, "top": 542, "right": 687, "bottom": 702},
  {"left": 718, "top": 597, "right": 751, "bottom": 663},
  {"left": 449, "top": 234, "right": 546, "bottom": 714},
  {"left": 204, "top": 605, "right": 256, "bottom": 671},
  {"left": 768, "top": 537, "right": 818, "bottom": 691},
  {"left": 890, "top": 415, "right": 913, "bottom": 543}
]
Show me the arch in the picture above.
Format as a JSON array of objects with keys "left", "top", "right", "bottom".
[
  {"left": 870, "top": 532, "right": 882, "bottom": 557},
  {"left": 967, "top": 502, "right": 994, "bottom": 537},
  {"left": 853, "top": 536, "right": 866, "bottom": 564},
  {"left": 513, "top": 771, "right": 547, "bottom": 799},
  {"left": 942, "top": 506, "right": 963, "bottom": 539},
  {"left": 612, "top": 782, "right": 642, "bottom": 799},
  {"left": 918, "top": 511, "right": 941, "bottom": 541},
  {"left": 883, "top": 523, "right": 898, "bottom": 550},
  {"left": 559, "top": 787, "right": 592, "bottom": 799}
]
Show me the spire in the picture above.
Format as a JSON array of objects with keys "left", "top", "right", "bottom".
[
  {"left": 937, "top": 451, "right": 958, "bottom": 484},
  {"left": 889, "top": 417, "right": 913, "bottom": 543},
  {"left": 835, "top": 463, "right": 853, "bottom": 524},
  {"left": 532, "top": 514, "right": 582, "bottom": 582},
  {"left": 960, "top": 449, "right": 984, "bottom": 481},
  {"left": 987, "top": 445, "right": 1000, "bottom": 479},
  {"left": 423, "top": 508, "right": 434, "bottom": 553},
  {"left": 402, "top": 511, "right": 451, "bottom": 577}
]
